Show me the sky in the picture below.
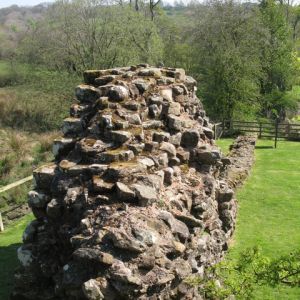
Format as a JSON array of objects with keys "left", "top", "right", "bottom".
[
  {"left": 0, "top": 0, "right": 55, "bottom": 8},
  {"left": 0, "top": 0, "right": 258, "bottom": 9},
  {"left": 0, "top": 0, "right": 182, "bottom": 9}
]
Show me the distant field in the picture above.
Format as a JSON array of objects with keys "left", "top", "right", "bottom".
[
  {"left": 0, "top": 59, "right": 76, "bottom": 209},
  {"left": 0, "top": 214, "right": 34, "bottom": 300},
  {"left": 217, "top": 139, "right": 300, "bottom": 299},
  {"left": 0, "top": 60, "right": 78, "bottom": 132}
]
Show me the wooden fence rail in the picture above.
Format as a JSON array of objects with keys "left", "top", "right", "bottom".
[
  {"left": 0, "top": 175, "right": 33, "bottom": 232},
  {"left": 213, "top": 120, "right": 300, "bottom": 148},
  {"left": 0, "top": 176, "right": 33, "bottom": 195}
]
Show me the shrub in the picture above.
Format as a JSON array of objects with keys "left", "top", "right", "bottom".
[
  {"left": 7, "top": 132, "right": 27, "bottom": 158},
  {"left": 186, "top": 247, "right": 300, "bottom": 299},
  {"left": 0, "top": 156, "right": 14, "bottom": 179}
]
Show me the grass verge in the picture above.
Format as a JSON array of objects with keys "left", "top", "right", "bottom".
[
  {"left": 0, "top": 214, "right": 34, "bottom": 300},
  {"left": 221, "top": 139, "right": 300, "bottom": 299},
  {"left": 216, "top": 138, "right": 233, "bottom": 155}
]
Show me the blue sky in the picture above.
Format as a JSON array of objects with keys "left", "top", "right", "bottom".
[{"left": 0, "top": 0, "right": 55, "bottom": 8}]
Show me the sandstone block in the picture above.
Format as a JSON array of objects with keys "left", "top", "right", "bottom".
[
  {"left": 160, "top": 142, "right": 176, "bottom": 157},
  {"left": 53, "top": 138, "right": 75, "bottom": 157},
  {"left": 133, "top": 79, "right": 149, "bottom": 93},
  {"left": 168, "top": 115, "right": 182, "bottom": 131},
  {"left": 62, "top": 118, "right": 84, "bottom": 135},
  {"left": 46, "top": 199, "right": 61, "bottom": 219},
  {"left": 83, "top": 70, "right": 104, "bottom": 84},
  {"left": 153, "top": 132, "right": 170, "bottom": 143},
  {"left": 116, "top": 182, "right": 136, "bottom": 202},
  {"left": 33, "top": 164, "right": 56, "bottom": 189},
  {"left": 93, "top": 177, "right": 114, "bottom": 192},
  {"left": 181, "top": 129, "right": 200, "bottom": 148},
  {"left": 159, "top": 211, "right": 189, "bottom": 240},
  {"left": 108, "top": 85, "right": 129, "bottom": 102},
  {"left": 75, "top": 84, "right": 101, "bottom": 103},
  {"left": 95, "top": 75, "right": 116, "bottom": 86},
  {"left": 203, "top": 126, "right": 214, "bottom": 139},
  {"left": 110, "top": 130, "right": 132, "bottom": 144},
  {"left": 82, "top": 279, "right": 104, "bottom": 300},
  {"left": 133, "top": 184, "right": 157, "bottom": 207}
]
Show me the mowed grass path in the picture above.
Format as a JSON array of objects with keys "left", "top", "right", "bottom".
[
  {"left": 0, "top": 214, "right": 33, "bottom": 300},
  {"left": 218, "top": 138, "right": 300, "bottom": 299}
]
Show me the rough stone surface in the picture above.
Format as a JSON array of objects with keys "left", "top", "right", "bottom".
[
  {"left": 82, "top": 279, "right": 104, "bottom": 300},
  {"left": 13, "top": 65, "right": 256, "bottom": 300}
]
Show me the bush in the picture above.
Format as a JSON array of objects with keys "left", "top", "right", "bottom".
[{"left": 186, "top": 246, "right": 300, "bottom": 300}]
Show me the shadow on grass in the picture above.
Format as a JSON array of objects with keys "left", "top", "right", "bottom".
[
  {"left": 255, "top": 145, "right": 274, "bottom": 149},
  {"left": 0, "top": 243, "right": 21, "bottom": 300}
]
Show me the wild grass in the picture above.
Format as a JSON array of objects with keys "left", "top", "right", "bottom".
[
  {"left": 0, "top": 129, "right": 56, "bottom": 209},
  {"left": 0, "top": 60, "right": 76, "bottom": 208},
  {"left": 6, "top": 132, "right": 27, "bottom": 158},
  {"left": 0, "top": 60, "right": 79, "bottom": 132},
  {"left": 216, "top": 139, "right": 300, "bottom": 299},
  {"left": 0, "top": 61, "right": 25, "bottom": 87}
]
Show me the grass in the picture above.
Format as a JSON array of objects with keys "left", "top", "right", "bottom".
[
  {"left": 0, "top": 60, "right": 69, "bottom": 209},
  {"left": 0, "top": 60, "right": 79, "bottom": 132},
  {"left": 216, "top": 138, "right": 233, "bottom": 155},
  {"left": 216, "top": 138, "right": 300, "bottom": 299},
  {"left": 0, "top": 129, "right": 58, "bottom": 210},
  {"left": 0, "top": 214, "right": 34, "bottom": 300}
]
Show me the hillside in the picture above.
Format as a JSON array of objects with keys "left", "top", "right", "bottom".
[{"left": 0, "top": 3, "right": 49, "bottom": 58}]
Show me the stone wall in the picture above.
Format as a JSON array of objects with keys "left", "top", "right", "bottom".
[{"left": 12, "top": 65, "right": 255, "bottom": 300}]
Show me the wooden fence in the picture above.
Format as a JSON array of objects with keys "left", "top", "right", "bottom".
[
  {"left": 0, "top": 175, "right": 33, "bottom": 232},
  {"left": 214, "top": 120, "right": 300, "bottom": 148}
]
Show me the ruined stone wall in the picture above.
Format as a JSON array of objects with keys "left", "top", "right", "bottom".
[{"left": 13, "top": 65, "right": 253, "bottom": 300}]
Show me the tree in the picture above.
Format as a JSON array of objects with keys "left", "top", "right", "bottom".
[
  {"left": 289, "top": 5, "right": 300, "bottom": 41},
  {"left": 149, "top": 0, "right": 161, "bottom": 20},
  {"left": 189, "top": 0, "right": 266, "bottom": 122},
  {"left": 18, "top": 0, "right": 163, "bottom": 72},
  {"left": 259, "top": 0, "right": 297, "bottom": 120},
  {"left": 156, "top": 8, "right": 196, "bottom": 72}
]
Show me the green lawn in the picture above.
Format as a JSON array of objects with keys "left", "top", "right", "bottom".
[
  {"left": 0, "top": 214, "right": 34, "bottom": 300},
  {"left": 217, "top": 138, "right": 300, "bottom": 299},
  {"left": 216, "top": 138, "right": 233, "bottom": 155}
]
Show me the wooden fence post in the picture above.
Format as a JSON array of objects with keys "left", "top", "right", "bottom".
[
  {"left": 287, "top": 123, "right": 291, "bottom": 139},
  {"left": 214, "top": 124, "right": 217, "bottom": 140},
  {"left": 222, "top": 120, "right": 225, "bottom": 135},
  {"left": 0, "top": 212, "right": 4, "bottom": 232},
  {"left": 274, "top": 119, "right": 279, "bottom": 149},
  {"left": 259, "top": 123, "right": 262, "bottom": 138}
]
